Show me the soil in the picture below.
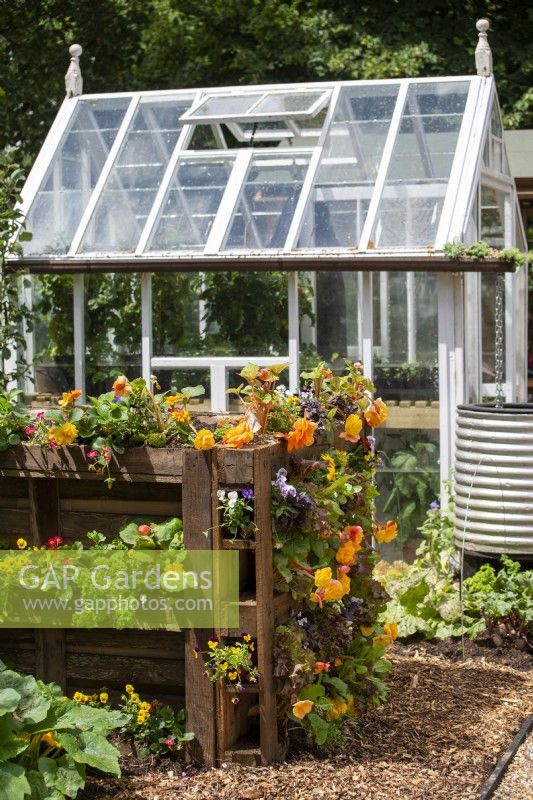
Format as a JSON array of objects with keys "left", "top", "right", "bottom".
[
  {"left": 80, "top": 645, "right": 533, "bottom": 800},
  {"left": 394, "top": 637, "right": 533, "bottom": 672}
]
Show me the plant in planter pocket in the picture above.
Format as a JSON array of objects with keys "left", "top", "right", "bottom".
[
  {"left": 216, "top": 487, "right": 256, "bottom": 538},
  {"left": 195, "top": 635, "right": 258, "bottom": 702}
]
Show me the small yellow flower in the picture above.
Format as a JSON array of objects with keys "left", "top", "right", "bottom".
[
  {"left": 292, "top": 700, "right": 314, "bottom": 719},
  {"left": 130, "top": 693, "right": 140, "bottom": 703},
  {"left": 99, "top": 693, "right": 109, "bottom": 704},
  {"left": 360, "top": 626, "right": 374, "bottom": 637},
  {"left": 171, "top": 408, "right": 191, "bottom": 424},
  {"left": 140, "top": 701, "right": 151, "bottom": 712},
  {"left": 73, "top": 692, "right": 84, "bottom": 703},
  {"left": 219, "top": 662, "right": 228, "bottom": 671},
  {"left": 231, "top": 646, "right": 240, "bottom": 654},
  {"left": 164, "top": 394, "right": 183, "bottom": 405},
  {"left": 208, "top": 640, "right": 218, "bottom": 649},
  {"left": 16, "top": 538, "right": 27, "bottom": 550},
  {"left": 49, "top": 422, "right": 78, "bottom": 446},
  {"left": 322, "top": 453, "right": 336, "bottom": 481},
  {"left": 242, "top": 634, "right": 252, "bottom": 642},
  {"left": 228, "top": 671, "right": 238, "bottom": 681},
  {"left": 340, "top": 413, "right": 363, "bottom": 442},
  {"left": 125, "top": 684, "right": 134, "bottom": 694},
  {"left": 194, "top": 429, "right": 216, "bottom": 450}
]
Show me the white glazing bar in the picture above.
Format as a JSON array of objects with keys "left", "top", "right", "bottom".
[
  {"left": 210, "top": 364, "right": 229, "bottom": 413},
  {"left": 141, "top": 273, "right": 153, "bottom": 386},
  {"left": 514, "top": 257, "right": 528, "bottom": 402},
  {"left": 435, "top": 77, "right": 481, "bottom": 247},
  {"left": 463, "top": 272, "right": 482, "bottom": 403},
  {"left": 288, "top": 272, "right": 300, "bottom": 392},
  {"left": 503, "top": 193, "right": 515, "bottom": 402},
  {"left": 152, "top": 356, "right": 288, "bottom": 368},
  {"left": 73, "top": 274, "right": 86, "bottom": 400},
  {"left": 437, "top": 272, "right": 456, "bottom": 503},
  {"left": 406, "top": 272, "right": 416, "bottom": 362},
  {"left": 136, "top": 95, "right": 201, "bottom": 254},
  {"left": 379, "top": 272, "right": 390, "bottom": 360},
  {"left": 68, "top": 96, "right": 140, "bottom": 255},
  {"left": 358, "top": 81, "right": 409, "bottom": 250},
  {"left": 18, "top": 98, "right": 79, "bottom": 218},
  {"left": 283, "top": 85, "right": 342, "bottom": 252},
  {"left": 204, "top": 149, "right": 253, "bottom": 254},
  {"left": 358, "top": 273, "right": 373, "bottom": 379},
  {"left": 449, "top": 78, "right": 494, "bottom": 243}
]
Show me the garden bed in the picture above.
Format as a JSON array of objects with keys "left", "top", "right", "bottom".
[{"left": 79, "top": 646, "right": 532, "bottom": 800}]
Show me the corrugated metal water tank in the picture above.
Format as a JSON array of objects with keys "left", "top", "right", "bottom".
[{"left": 455, "top": 404, "right": 533, "bottom": 556}]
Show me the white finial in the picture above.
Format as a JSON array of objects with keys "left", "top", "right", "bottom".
[
  {"left": 65, "top": 44, "right": 83, "bottom": 98},
  {"left": 475, "top": 19, "right": 492, "bottom": 77}
]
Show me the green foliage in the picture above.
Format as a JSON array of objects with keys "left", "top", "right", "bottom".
[
  {"left": 463, "top": 555, "right": 533, "bottom": 648},
  {"left": 0, "top": 148, "right": 34, "bottom": 391},
  {"left": 374, "top": 504, "right": 473, "bottom": 639},
  {"left": 381, "top": 442, "right": 440, "bottom": 543},
  {"left": 443, "top": 241, "right": 526, "bottom": 268},
  {"left": 85, "top": 517, "right": 184, "bottom": 551},
  {"left": 0, "top": 661, "right": 125, "bottom": 800},
  {"left": 0, "top": 390, "right": 29, "bottom": 451}
]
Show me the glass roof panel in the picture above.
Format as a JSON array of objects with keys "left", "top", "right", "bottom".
[
  {"left": 298, "top": 84, "right": 400, "bottom": 248},
  {"left": 223, "top": 152, "right": 311, "bottom": 250},
  {"left": 24, "top": 98, "right": 129, "bottom": 254},
  {"left": 78, "top": 95, "right": 193, "bottom": 253},
  {"left": 146, "top": 154, "right": 236, "bottom": 251},
  {"left": 185, "top": 93, "right": 264, "bottom": 120},
  {"left": 250, "top": 91, "right": 328, "bottom": 115},
  {"left": 370, "top": 80, "right": 470, "bottom": 247}
]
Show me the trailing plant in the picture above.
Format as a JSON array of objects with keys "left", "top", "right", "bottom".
[
  {"left": 0, "top": 147, "right": 34, "bottom": 391},
  {"left": 0, "top": 659, "right": 126, "bottom": 800}
]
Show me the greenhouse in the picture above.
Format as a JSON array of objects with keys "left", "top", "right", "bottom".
[{"left": 8, "top": 31, "right": 527, "bottom": 545}]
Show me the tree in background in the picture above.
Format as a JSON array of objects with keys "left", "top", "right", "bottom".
[{"left": 1, "top": 0, "right": 531, "bottom": 165}]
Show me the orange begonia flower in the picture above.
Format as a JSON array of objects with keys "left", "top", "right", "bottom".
[
  {"left": 313, "top": 661, "right": 330, "bottom": 674},
  {"left": 384, "top": 622, "right": 398, "bottom": 641},
  {"left": 194, "top": 429, "right": 216, "bottom": 450},
  {"left": 222, "top": 419, "right": 254, "bottom": 449},
  {"left": 336, "top": 540, "right": 358, "bottom": 566},
  {"left": 285, "top": 416, "right": 317, "bottom": 452},
  {"left": 292, "top": 700, "right": 314, "bottom": 719},
  {"left": 364, "top": 398, "right": 388, "bottom": 428},
  {"left": 112, "top": 376, "right": 132, "bottom": 398},
  {"left": 374, "top": 520, "right": 398, "bottom": 543},
  {"left": 58, "top": 389, "right": 82, "bottom": 408},
  {"left": 342, "top": 525, "right": 364, "bottom": 550},
  {"left": 339, "top": 413, "right": 362, "bottom": 442}
]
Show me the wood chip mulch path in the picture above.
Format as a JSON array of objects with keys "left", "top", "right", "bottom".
[{"left": 82, "top": 647, "right": 533, "bottom": 800}]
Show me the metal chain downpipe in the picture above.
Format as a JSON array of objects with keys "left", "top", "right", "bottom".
[{"left": 495, "top": 273, "right": 505, "bottom": 408}]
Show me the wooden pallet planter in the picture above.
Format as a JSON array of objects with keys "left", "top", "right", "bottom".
[{"left": 0, "top": 436, "right": 340, "bottom": 766}]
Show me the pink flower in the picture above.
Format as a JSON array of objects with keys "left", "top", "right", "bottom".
[
  {"left": 164, "top": 738, "right": 175, "bottom": 747},
  {"left": 87, "top": 450, "right": 98, "bottom": 459},
  {"left": 24, "top": 426, "right": 36, "bottom": 436},
  {"left": 104, "top": 453, "right": 112, "bottom": 462},
  {"left": 46, "top": 536, "right": 64, "bottom": 550},
  {"left": 49, "top": 440, "right": 57, "bottom": 449},
  {"left": 36, "top": 411, "right": 45, "bottom": 421}
]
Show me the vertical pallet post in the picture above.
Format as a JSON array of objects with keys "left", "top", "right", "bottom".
[
  {"left": 253, "top": 445, "right": 279, "bottom": 764},
  {"left": 182, "top": 449, "right": 216, "bottom": 766},
  {"left": 28, "top": 478, "right": 67, "bottom": 688}
]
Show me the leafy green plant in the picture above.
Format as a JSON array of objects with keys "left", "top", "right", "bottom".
[
  {"left": 0, "top": 389, "right": 30, "bottom": 450},
  {"left": 464, "top": 555, "right": 533, "bottom": 649},
  {"left": 381, "top": 442, "right": 440, "bottom": 543},
  {"left": 0, "top": 660, "right": 126, "bottom": 800},
  {"left": 196, "top": 635, "right": 259, "bottom": 698}
]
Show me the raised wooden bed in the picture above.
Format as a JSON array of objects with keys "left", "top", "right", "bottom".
[{"left": 0, "top": 439, "right": 328, "bottom": 766}]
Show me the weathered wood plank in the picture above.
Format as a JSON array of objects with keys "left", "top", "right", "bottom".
[
  {"left": 183, "top": 449, "right": 216, "bottom": 767},
  {"left": 66, "top": 653, "right": 184, "bottom": 689},
  {"left": 0, "top": 445, "right": 184, "bottom": 481},
  {"left": 253, "top": 447, "right": 280, "bottom": 764},
  {"left": 29, "top": 478, "right": 67, "bottom": 689},
  {"left": 65, "top": 629, "right": 184, "bottom": 660}
]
